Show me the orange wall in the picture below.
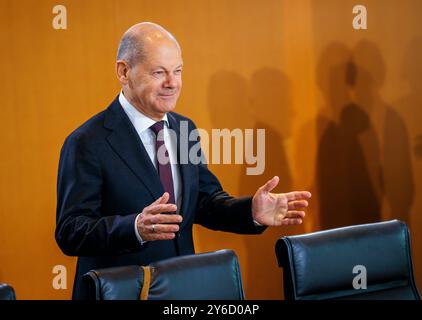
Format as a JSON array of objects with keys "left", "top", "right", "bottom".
[{"left": 0, "top": 0, "right": 421, "bottom": 299}]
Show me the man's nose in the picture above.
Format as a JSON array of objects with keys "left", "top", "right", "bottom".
[{"left": 164, "top": 73, "right": 178, "bottom": 88}]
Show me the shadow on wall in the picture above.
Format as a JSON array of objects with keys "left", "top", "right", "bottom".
[
  {"left": 239, "top": 68, "right": 296, "bottom": 300},
  {"left": 198, "top": 40, "right": 417, "bottom": 298},
  {"left": 194, "top": 70, "right": 250, "bottom": 295},
  {"left": 316, "top": 42, "right": 382, "bottom": 229},
  {"left": 200, "top": 68, "right": 303, "bottom": 299},
  {"left": 394, "top": 36, "right": 422, "bottom": 200},
  {"left": 394, "top": 36, "right": 422, "bottom": 290},
  {"left": 354, "top": 40, "right": 414, "bottom": 225},
  {"left": 316, "top": 40, "right": 414, "bottom": 230}
]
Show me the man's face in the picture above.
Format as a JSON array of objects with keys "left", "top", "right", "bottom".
[{"left": 126, "top": 41, "right": 183, "bottom": 118}]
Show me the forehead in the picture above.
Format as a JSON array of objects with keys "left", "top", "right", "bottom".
[{"left": 143, "top": 41, "right": 183, "bottom": 68}]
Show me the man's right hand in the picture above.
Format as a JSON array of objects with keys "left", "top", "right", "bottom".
[{"left": 136, "top": 192, "right": 182, "bottom": 241}]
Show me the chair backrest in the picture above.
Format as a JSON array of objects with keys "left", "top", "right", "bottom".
[
  {"left": 83, "top": 249, "right": 245, "bottom": 300},
  {"left": 275, "top": 220, "right": 420, "bottom": 300},
  {"left": 0, "top": 283, "right": 16, "bottom": 300}
]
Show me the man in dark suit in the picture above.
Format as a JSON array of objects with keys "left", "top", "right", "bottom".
[{"left": 55, "top": 22, "right": 311, "bottom": 300}]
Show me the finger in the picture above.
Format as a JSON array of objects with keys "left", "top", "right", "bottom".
[
  {"left": 160, "top": 192, "right": 170, "bottom": 204},
  {"left": 285, "top": 191, "right": 312, "bottom": 201},
  {"left": 286, "top": 211, "right": 306, "bottom": 218},
  {"left": 146, "top": 203, "right": 177, "bottom": 215},
  {"left": 288, "top": 200, "right": 309, "bottom": 210},
  {"left": 260, "top": 176, "right": 279, "bottom": 193},
  {"left": 153, "top": 224, "right": 180, "bottom": 234},
  {"left": 152, "top": 232, "right": 176, "bottom": 241},
  {"left": 138, "top": 219, "right": 176, "bottom": 241},
  {"left": 146, "top": 214, "right": 183, "bottom": 225},
  {"left": 146, "top": 193, "right": 170, "bottom": 212},
  {"left": 145, "top": 230, "right": 176, "bottom": 241},
  {"left": 281, "top": 218, "right": 303, "bottom": 225},
  {"left": 151, "top": 192, "right": 169, "bottom": 205}
]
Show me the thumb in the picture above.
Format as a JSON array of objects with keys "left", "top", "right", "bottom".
[{"left": 261, "top": 176, "right": 279, "bottom": 193}]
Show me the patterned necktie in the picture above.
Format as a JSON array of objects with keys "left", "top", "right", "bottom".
[{"left": 149, "top": 120, "right": 176, "bottom": 206}]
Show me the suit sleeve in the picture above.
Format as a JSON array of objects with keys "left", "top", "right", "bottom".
[
  {"left": 55, "top": 134, "right": 142, "bottom": 256},
  {"left": 190, "top": 123, "right": 266, "bottom": 235}
]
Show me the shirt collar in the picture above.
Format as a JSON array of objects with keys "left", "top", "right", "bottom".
[{"left": 119, "top": 91, "right": 169, "bottom": 133}]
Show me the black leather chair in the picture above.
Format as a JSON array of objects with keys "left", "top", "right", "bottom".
[
  {"left": 275, "top": 220, "right": 420, "bottom": 300},
  {"left": 83, "top": 249, "right": 244, "bottom": 300},
  {"left": 0, "top": 283, "right": 16, "bottom": 300}
]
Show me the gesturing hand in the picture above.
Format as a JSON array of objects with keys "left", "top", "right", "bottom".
[
  {"left": 252, "top": 176, "right": 312, "bottom": 227},
  {"left": 136, "top": 192, "right": 182, "bottom": 241}
]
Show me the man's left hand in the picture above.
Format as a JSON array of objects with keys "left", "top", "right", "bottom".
[{"left": 252, "top": 176, "right": 312, "bottom": 226}]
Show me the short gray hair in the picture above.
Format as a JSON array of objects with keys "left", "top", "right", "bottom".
[{"left": 116, "top": 33, "right": 145, "bottom": 66}]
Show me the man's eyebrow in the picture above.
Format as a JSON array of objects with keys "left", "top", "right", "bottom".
[{"left": 153, "top": 65, "right": 183, "bottom": 70}]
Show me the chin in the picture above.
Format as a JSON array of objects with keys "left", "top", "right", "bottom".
[{"left": 158, "top": 101, "right": 178, "bottom": 113}]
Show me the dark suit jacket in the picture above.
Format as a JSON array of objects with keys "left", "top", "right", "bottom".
[{"left": 55, "top": 96, "right": 265, "bottom": 299}]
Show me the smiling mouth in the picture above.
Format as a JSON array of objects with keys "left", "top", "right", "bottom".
[{"left": 159, "top": 93, "right": 177, "bottom": 99}]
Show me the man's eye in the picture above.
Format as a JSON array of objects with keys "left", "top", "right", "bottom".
[
  {"left": 174, "top": 69, "right": 182, "bottom": 75},
  {"left": 153, "top": 71, "right": 164, "bottom": 76}
]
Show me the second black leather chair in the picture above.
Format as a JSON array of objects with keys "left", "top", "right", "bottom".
[{"left": 275, "top": 220, "right": 420, "bottom": 300}]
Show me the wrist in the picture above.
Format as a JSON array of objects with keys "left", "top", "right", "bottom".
[{"left": 134, "top": 213, "right": 147, "bottom": 245}]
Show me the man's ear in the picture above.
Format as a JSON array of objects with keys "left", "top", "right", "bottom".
[{"left": 116, "top": 60, "right": 130, "bottom": 85}]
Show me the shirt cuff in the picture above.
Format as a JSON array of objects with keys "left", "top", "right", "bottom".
[
  {"left": 134, "top": 213, "right": 147, "bottom": 245},
  {"left": 253, "top": 219, "right": 263, "bottom": 227}
]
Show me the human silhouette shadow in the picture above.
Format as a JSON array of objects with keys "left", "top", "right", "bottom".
[
  {"left": 395, "top": 36, "right": 422, "bottom": 195},
  {"left": 317, "top": 42, "right": 382, "bottom": 229},
  {"left": 404, "top": 40, "right": 422, "bottom": 160},
  {"left": 295, "top": 42, "right": 352, "bottom": 229},
  {"left": 238, "top": 68, "right": 296, "bottom": 299},
  {"left": 200, "top": 69, "right": 295, "bottom": 299},
  {"left": 354, "top": 39, "right": 414, "bottom": 225},
  {"left": 195, "top": 70, "right": 250, "bottom": 293}
]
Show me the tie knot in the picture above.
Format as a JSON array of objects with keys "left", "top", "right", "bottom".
[{"left": 150, "top": 120, "right": 164, "bottom": 135}]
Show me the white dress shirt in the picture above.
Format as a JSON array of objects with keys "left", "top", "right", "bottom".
[{"left": 119, "top": 91, "right": 182, "bottom": 244}]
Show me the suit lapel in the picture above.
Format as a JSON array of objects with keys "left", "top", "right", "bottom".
[{"left": 104, "top": 97, "right": 164, "bottom": 200}]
